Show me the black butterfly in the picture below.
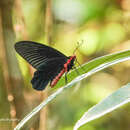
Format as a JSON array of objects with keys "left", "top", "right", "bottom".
[{"left": 15, "top": 41, "right": 76, "bottom": 91}]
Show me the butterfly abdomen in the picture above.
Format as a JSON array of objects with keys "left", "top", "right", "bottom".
[{"left": 50, "top": 69, "right": 65, "bottom": 87}]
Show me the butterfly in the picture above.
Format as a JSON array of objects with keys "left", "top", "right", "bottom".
[{"left": 15, "top": 41, "right": 76, "bottom": 91}]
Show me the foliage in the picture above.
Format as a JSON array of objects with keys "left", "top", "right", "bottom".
[{"left": 0, "top": 0, "right": 130, "bottom": 130}]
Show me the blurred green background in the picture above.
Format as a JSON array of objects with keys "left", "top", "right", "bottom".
[{"left": 0, "top": 0, "right": 130, "bottom": 130}]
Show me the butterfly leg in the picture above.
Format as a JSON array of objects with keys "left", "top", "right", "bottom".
[
  {"left": 73, "top": 66, "right": 80, "bottom": 75},
  {"left": 50, "top": 81, "right": 52, "bottom": 86},
  {"left": 65, "top": 72, "right": 68, "bottom": 84},
  {"left": 75, "top": 58, "right": 85, "bottom": 73}
]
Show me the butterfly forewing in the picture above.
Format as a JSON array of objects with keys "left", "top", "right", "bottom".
[{"left": 15, "top": 41, "right": 68, "bottom": 70}]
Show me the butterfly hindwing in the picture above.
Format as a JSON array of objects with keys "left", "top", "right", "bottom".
[{"left": 31, "top": 71, "right": 50, "bottom": 90}]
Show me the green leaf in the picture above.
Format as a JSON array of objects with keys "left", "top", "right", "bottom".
[
  {"left": 14, "top": 50, "right": 130, "bottom": 130},
  {"left": 54, "top": 50, "right": 130, "bottom": 88},
  {"left": 74, "top": 83, "right": 130, "bottom": 130}
]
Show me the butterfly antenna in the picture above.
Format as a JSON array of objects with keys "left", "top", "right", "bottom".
[{"left": 73, "top": 40, "right": 83, "bottom": 55}]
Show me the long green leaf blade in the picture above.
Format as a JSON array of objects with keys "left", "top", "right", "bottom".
[
  {"left": 74, "top": 83, "right": 130, "bottom": 130},
  {"left": 55, "top": 50, "right": 130, "bottom": 88}
]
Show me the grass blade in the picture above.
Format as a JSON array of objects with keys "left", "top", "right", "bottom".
[{"left": 74, "top": 83, "right": 130, "bottom": 130}]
